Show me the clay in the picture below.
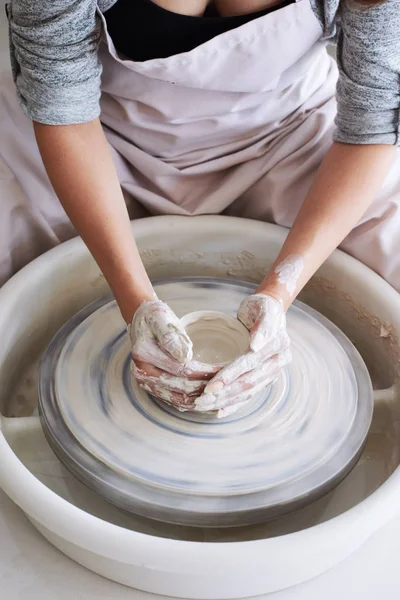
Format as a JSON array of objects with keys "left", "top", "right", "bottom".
[
  {"left": 130, "top": 299, "right": 193, "bottom": 365},
  {"left": 274, "top": 254, "right": 304, "bottom": 297},
  {"left": 181, "top": 310, "right": 249, "bottom": 366}
]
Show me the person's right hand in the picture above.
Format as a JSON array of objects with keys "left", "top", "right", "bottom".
[{"left": 129, "top": 300, "right": 218, "bottom": 411}]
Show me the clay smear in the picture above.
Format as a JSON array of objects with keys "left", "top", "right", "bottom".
[{"left": 274, "top": 254, "right": 304, "bottom": 297}]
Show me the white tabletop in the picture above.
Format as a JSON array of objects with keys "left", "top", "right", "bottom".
[{"left": 0, "top": 488, "right": 398, "bottom": 600}]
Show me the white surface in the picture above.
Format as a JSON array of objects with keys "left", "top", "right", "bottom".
[
  {"left": 1, "top": 488, "right": 399, "bottom": 600},
  {"left": 182, "top": 310, "right": 249, "bottom": 366},
  {"left": 1, "top": 217, "right": 400, "bottom": 599}
]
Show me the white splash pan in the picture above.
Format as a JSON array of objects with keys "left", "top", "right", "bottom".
[{"left": 1, "top": 216, "right": 400, "bottom": 599}]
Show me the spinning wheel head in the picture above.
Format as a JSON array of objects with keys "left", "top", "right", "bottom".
[{"left": 39, "top": 278, "right": 373, "bottom": 528}]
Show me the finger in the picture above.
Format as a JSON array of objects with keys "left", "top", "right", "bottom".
[
  {"left": 196, "top": 378, "right": 269, "bottom": 414},
  {"left": 132, "top": 359, "right": 211, "bottom": 383},
  {"left": 133, "top": 338, "right": 219, "bottom": 378},
  {"left": 140, "top": 383, "right": 197, "bottom": 412},
  {"left": 133, "top": 363, "right": 206, "bottom": 395},
  {"left": 136, "top": 379, "right": 205, "bottom": 407},
  {"left": 132, "top": 364, "right": 206, "bottom": 405},
  {"left": 237, "top": 294, "right": 264, "bottom": 331},
  {"left": 205, "top": 331, "right": 290, "bottom": 392},
  {"left": 133, "top": 359, "right": 166, "bottom": 378},
  {"left": 146, "top": 304, "right": 193, "bottom": 364},
  {"left": 196, "top": 349, "right": 291, "bottom": 412},
  {"left": 222, "top": 347, "right": 291, "bottom": 398},
  {"left": 205, "top": 352, "right": 256, "bottom": 393},
  {"left": 196, "top": 375, "right": 275, "bottom": 414},
  {"left": 133, "top": 337, "right": 181, "bottom": 374}
]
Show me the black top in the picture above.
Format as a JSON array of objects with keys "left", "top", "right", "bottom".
[{"left": 104, "top": 0, "right": 294, "bottom": 62}]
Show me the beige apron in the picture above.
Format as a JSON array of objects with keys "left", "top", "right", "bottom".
[{"left": 1, "top": 0, "right": 400, "bottom": 289}]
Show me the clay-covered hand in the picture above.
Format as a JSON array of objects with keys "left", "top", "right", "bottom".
[
  {"left": 195, "top": 293, "right": 292, "bottom": 418},
  {"left": 129, "top": 300, "right": 217, "bottom": 411}
]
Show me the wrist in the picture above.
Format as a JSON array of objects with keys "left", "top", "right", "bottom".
[
  {"left": 114, "top": 284, "right": 155, "bottom": 324},
  {"left": 255, "top": 283, "right": 291, "bottom": 311},
  {"left": 257, "top": 253, "right": 306, "bottom": 310}
]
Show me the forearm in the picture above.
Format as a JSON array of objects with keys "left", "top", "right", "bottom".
[
  {"left": 258, "top": 142, "right": 396, "bottom": 307},
  {"left": 34, "top": 119, "right": 154, "bottom": 323}
]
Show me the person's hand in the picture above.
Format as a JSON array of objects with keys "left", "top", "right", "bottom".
[
  {"left": 129, "top": 300, "right": 218, "bottom": 411},
  {"left": 195, "top": 293, "right": 292, "bottom": 418}
]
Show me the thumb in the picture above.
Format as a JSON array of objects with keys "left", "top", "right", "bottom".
[
  {"left": 239, "top": 294, "right": 285, "bottom": 352},
  {"left": 146, "top": 302, "right": 193, "bottom": 364}
]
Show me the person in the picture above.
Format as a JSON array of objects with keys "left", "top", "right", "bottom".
[{"left": 1, "top": 0, "right": 399, "bottom": 415}]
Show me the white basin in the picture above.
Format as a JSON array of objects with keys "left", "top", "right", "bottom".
[{"left": 0, "top": 215, "right": 399, "bottom": 599}]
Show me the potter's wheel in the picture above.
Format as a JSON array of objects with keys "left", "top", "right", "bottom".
[{"left": 39, "top": 278, "right": 373, "bottom": 527}]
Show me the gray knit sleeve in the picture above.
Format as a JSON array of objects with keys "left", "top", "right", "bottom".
[
  {"left": 7, "top": 0, "right": 102, "bottom": 125},
  {"left": 334, "top": 0, "right": 400, "bottom": 146}
]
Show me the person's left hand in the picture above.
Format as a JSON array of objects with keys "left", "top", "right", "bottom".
[{"left": 194, "top": 293, "right": 292, "bottom": 418}]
